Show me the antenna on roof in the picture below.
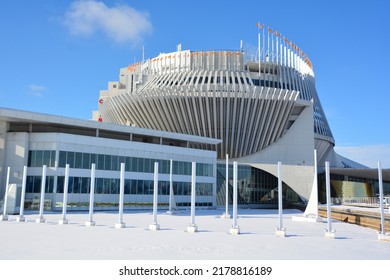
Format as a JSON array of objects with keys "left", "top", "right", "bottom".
[
  {"left": 177, "top": 43, "right": 182, "bottom": 52},
  {"left": 240, "top": 40, "right": 243, "bottom": 51},
  {"left": 142, "top": 45, "right": 145, "bottom": 63}
]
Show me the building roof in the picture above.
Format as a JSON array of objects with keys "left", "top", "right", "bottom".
[{"left": 0, "top": 107, "right": 221, "bottom": 146}]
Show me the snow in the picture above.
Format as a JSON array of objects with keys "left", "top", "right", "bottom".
[{"left": 0, "top": 208, "right": 389, "bottom": 260}]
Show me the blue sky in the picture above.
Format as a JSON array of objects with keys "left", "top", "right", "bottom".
[{"left": 0, "top": 0, "right": 389, "bottom": 167}]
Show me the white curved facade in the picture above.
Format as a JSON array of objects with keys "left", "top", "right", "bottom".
[
  {"left": 97, "top": 39, "right": 334, "bottom": 163},
  {"left": 94, "top": 32, "right": 363, "bottom": 202}
]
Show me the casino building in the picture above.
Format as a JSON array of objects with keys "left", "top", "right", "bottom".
[{"left": 94, "top": 29, "right": 366, "bottom": 207}]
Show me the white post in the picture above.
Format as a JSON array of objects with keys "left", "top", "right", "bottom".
[
  {"left": 378, "top": 161, "right": 385, "bottom": 234},
  {"left": 187, "top": 162, "right": 198, "bottom": 232},
  {"left": 167, "top": 159, "right": 175, "bottom": 214},
  {"left": 59, "top": 164, "right": 70, "bottom": 224},
  {"left": 222, "top": 154, "right": 231, "bottom": 218},
  {"left": 36, "top": 165, "right": 47, "bottom": 223},
  {"left": 377, "top": 161, "right": 390, "bottom": 241},
  {"left": 229, "top": 161, "right": 240, "bottom": 235},
  {"left": 150, "top": 162, "right": 160, "bottom": 230},
  {"left": 325, "top": 161, "right": 335, "bottom": 238},
  {"left": 0, "top": 167, "right": 10, "bottom": 221},
  {"left": 115, "top": 163, "right": 126, "bottom": 228},
  {"left": 276, "top": 161, "right": 286, "bottom": 237},
  {"left": 86, "top": 163, "right": 96, "bottom": 227},
  {"left": 17, "top": 166, "right": 27, "bottom": 222}
]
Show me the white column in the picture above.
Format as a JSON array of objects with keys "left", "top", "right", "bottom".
[
  {"left": 187, "top": 162, "right": 198, "bottom": 232},
  {"left": 36, "top": 165, "right": 47, "bottom": 223},
  {"left": 378, "top": 161, "right": 385, "bottom": 235},
  {"left": 229, "top": 161, "right": 240, "bottom": 235},
  {"left": 377, "top": 161, "right": 390, "bottom": 241},
  {"left": 59, "top": 164, "right": 70, "bottom": 224},
  {"left": 167, "top": 159, "right": 175, "bottom": 214},
  {"left": 222, "top": 154, "right": 231, "bottom": 218},
  {"left": 0, "top": 167, "right": 10, "bottom": 221},
  {"left": 325, "top": 162, "right": 335, "bottom": 238},
  {"left": 276, "top": 161, "right": 286, "bottom": 237},
  {"left": 150, "top": 162, "right": 160, "bottom": 230},
  {"left": 86, "top": 163, "right": 96, "bottom": 227},
  {"left": 17, "top": 166, "right": 27, "bottom": 222},
  {"left": 115, "top": 163, "right": 126, "bottom": 228}
]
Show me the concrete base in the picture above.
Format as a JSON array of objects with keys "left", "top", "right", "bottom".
[
  {"left": 221, "top": 213, "right": 231, "bottom": 219},
  {"left": 378, "top": 233, "right": 390, "bottom": 242},
  {"left": 115, "top": 222, "right": 126, "bottom": 229},
  {"left": 292, "top": 215, "right": 321, "bottom": 223},
  {"left": 36, "top": 217, "right": 46, "bottom": 224},
  {"left": 187, "top": 225, "right": 198, "bottom": 233},
  {"left": 16, "top": 216, "right": 26, "bottom": 222},
  {"left": 229, "top": 227, "right": 240, "bottom": 235},
  {"left": 166, "top": 210, "right": 176, "bottom": 215},
  {"left": 58, "top": 219, "right": 69, "bottom": 225},
  {"left": 85, "top": 221, "right": 96, "bottom": 227},
  {"left": 149, "top": 223, "right": 160, "bottom": 231},
  {"left": 275, "top": 229, "right": 286, "bottom": 237},
  {"left": 0, "top": 215, "right": 8, "bottom": 221},
  {"left": 325, "top": 231, "right": 336, "bottom": 239}
]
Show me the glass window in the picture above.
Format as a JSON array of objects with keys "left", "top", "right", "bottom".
[
  {"left": 33, "top": 176, "right": 41, "bottom": 193},
  {"left": 103, "top": 178, "right": 111, "bottom": 194},
  {"left": 136, "top": 180, "right": 143, "bottom": 194},
  {"left": 67, "top": 152, "right": 75, "bottom": 168},
  {"left": 104, "top": 155, "right": 111, "bottom": 171},
  {"left": 111, "top": 155, "right": 118, "bottom": 171},
  {"left": 137, "top": 158, "right": 144, "bottom": 173},
  {"left": 75, "top": 152, "right": 82, "bottom": 169},
  {"left": 173, "top": 161, "right": 179, "bottom": 174},
  {"left": 124, "top": 179, "right": 131, "bottom": 194},
  {"left": 35, "top": 151, "right": 43, "bottom": 167},
  {"left": 96, "top": 178, "right": 103, "bottom": 194},
  {"left": 125, "top": 157, "right": 132, "bottom": 172},
  {"left": 57, "top": 176, "right": 64, "bottom": 193},
  {"left": 43, "top": 151, "right": 51, "bottom": 167},
  {"left": 97, "top": 154, "right": 104, "bottom": 170},
  {"left": 81, "top": 177, "right": 90, "bottom": 193},
  {"left": 130, "top": 179, "right": 137, "bottom": 194},
  {"left": 59, "top": 151, "right": 66, "bottom": 168},
  {"left": 131, "top": 157, "right": 138, "bottom": 172},
  {"left": 28, "top": 151, "right": 33, "bottom": 167},
  {"left": 26, "top": 176, "right": 34, "bottom": 193},
  {"left": 82, "top": 153, "right": 91, "bottom": 169}
]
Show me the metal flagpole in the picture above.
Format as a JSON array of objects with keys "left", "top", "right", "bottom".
[
  {"left": 276, "top": 162, "right": 286, "bottom": 237},
  {"left": 59, "top": 164, "right": 70, "bottom": 224},
  {"left": 150, "top": 162, "right": 160, "bottom": 230},
  {"left": 86, "top": 163, "right": 96, "bottom": 226},
  {"left": 325, "top": 161, "right": 335, "bottom": 238},
  {"left": 37, "top": 165, "right": 47, "bottom": 223},
  {"left": 229, "top": 161, "right": 240, "bottom": 235},
  {"left": 222, "top": 154, "right": 230, "bottom": 218},
  {"left": 115, "top": 163, "right": 126, "bottom": 228},
  {"left": 0, "top": 167, "right": 10, "bottom": 221},
  {"left": 377, "top": 161, "right": 390, "bottom": 241},
  {"left": 17, "top": 166, "right": 27, "bottom": 222},
  {"left": 378, "top": 161, "right": 385, "bottom": 235},
  {"left": 187, "top": 162, "right": 198, "bottom": 232}
]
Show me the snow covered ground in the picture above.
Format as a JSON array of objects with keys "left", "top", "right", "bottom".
[{"left": 0, "top": 208, "right": 389, "bottom": 260}]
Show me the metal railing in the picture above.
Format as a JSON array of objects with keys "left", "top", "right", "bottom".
[{"left": 331, "top": 197, "right": 389, "bottom": 209}]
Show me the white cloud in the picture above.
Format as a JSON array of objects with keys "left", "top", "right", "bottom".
[
  {"left": 335, "top": 144, "right": 390, "bottom": 169},
  {"left": 63, "top": 0, "right": 152, "bottom": 44},
  {"left": 29, "top": 84, "right": 47, "bottom": 97}
]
